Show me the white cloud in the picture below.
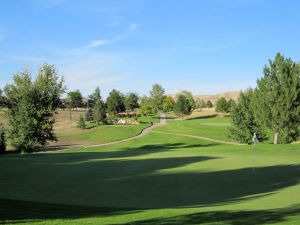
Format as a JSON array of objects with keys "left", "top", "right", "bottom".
[{"left": 85, "top": 40, "right": 110, "bottom": 48}]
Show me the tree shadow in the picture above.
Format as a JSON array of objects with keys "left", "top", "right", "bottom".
[
  {"left": 1, "top": 148, "right": 300, "bottom": 223},
  {"left": 187, "top": 114, "right": 218, "bottom": 121},
  {"left": 120, "top": 206, "right": 300, "bottom": 225}
]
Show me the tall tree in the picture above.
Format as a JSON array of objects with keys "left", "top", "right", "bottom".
[
  {"left": 94, "top": 99, "right": 107, "bottom": 125},
  {"left": 106, "top": 89, "right": 125, "bottom": 115},
  {"left": 179, "top": 90, "right": 196, "bottom": 109},
  {"left": 206, "top": 100, "right": 213, "bottom": 108},
  {"left": 162, "top": 96, "right": 175, "bottom": 112},
  {"left": 215, "top": 97, "right": 228, "bottom": 117},
  {"left": 255, "top": 53, "right": 300, "bottom": 144},
  {"left": 150, "top": 83, "right": 165, "bottom": 111},
  {"left": 67, "top": 90, "right": 83, "bottom": 109},
  {"left": 4, "top": 64, "right": 65, "bottom": 152},
  {"left": 140, "top": 96, "right": 157, "bottom": 115},
  {"left": 229, "top": 89, "right": 268, "bottom": 144},
  {"left": 88, "top": 86, "right": 101, "bottom": 108},
  {"left": 174, "top": 94, "right": 192, "bottom": 119},
  {"left": 125, "top": 92, "right": 139, "bottom": 111}
]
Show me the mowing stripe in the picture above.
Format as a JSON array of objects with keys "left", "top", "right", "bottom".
[{"left": 150, "top": 130, "right": 246, "bottom": 146}]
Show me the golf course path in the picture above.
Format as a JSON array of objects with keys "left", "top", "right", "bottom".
[
  {"left": 44, "top": 114, "right": 167, "bottom": 152},
  {"left": 150, "top": 130, "right": 246, "bottom": 146}
]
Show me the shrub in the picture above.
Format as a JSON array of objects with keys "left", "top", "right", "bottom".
[{"left": 77, "top": 115, "right": 86, "bottom": 129}]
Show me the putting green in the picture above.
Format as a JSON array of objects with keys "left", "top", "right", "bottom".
[{"left": 0, "top": 117, "right": 300, "bottom": 224}]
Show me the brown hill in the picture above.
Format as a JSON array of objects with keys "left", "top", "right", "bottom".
[
  {"left": 168, "top": 91, "right": 241, "bottom": 103},
  {"left": 194, "top": 91, "right": 241, "bottom": 103}
]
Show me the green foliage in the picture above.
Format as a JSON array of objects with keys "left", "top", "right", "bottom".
[
  {"left": 255, "top": 53, "right": 300, "bottom": 144},
  {"left": 162, "top": 96, "right": 175, "bottom": 112},
  {"left": 227, "top": 99, "right": 235, "bottom": 112},
  {"left": 150, "top": 83, "right": 165, "bottom": 111},
  {"left": 4, "top": 64, "right": 65, "bottom": 153},
  {"left": 106, "top": 89, "right": 125, "bottom": 115},
  {"left": 88, "top": 87, "right": 101, "bottom": 108},
  {"left": 0, "top": 125, "right": 6, "bottom": 152},
  {"left": 229, "top": 89, "right": 268, "bottom": 144},
  {"left": 206, "top": 100, "right": 213, "bottom": 108},
  {"left": 94, "top": 100, "right": 107, "bottom": 125},
  {"left": 67, "top": 90, "right": 83, "bottom": 109},
  {"left": 77, "top": 115, "right": 86, "bottom": 129},
  {"left": 85, "top": 108, "right": 94, "bottom": 121},
  {"left": 179, "top": 90, "right": 196, "bottom": 109},
  {"left": 140, "top": 96, "right": 157, "bottom": 115},
  {"left": 174, "top": 94, "right": 192, "bottom": 118},
  {"left": 0, "top": 89, "right": 7, "bottom": 107},
  {"left": 125, "top": 92, "right": 139, "bottom": 111},
  {"left": 195, "top": 99, "right": 206, "bottom": 109},
  {"left": 215, "top": 97, "right": 228, "bottom": 115}
]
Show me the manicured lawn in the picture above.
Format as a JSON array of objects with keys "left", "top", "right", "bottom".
[
  {"left": 54, "top": 123, "right": 150, "bottom": 146},
  {"left": 154, "top": 115, "right": 234, "bottom": 142},
  {"left": 1, "top": 129, "right": 300, "bottom": 224}
]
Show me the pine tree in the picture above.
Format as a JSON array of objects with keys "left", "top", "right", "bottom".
[
  {"left": 255, "top": 53, "right": 300, "bottom": 144},
  {"left": 77, "top": 115, "right": 86, "bottom": 129},
  {"left": 106, "top": 89, "right": 125, "bottom": 115},
  {"left": 229, "top": 89, "right": 268, "bottom": 144},
  {"left": 215, "top": 97, "right": 228, "bottom": 117}
]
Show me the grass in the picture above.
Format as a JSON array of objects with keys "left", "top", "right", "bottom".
[
  {"left": 154, "top": 114, "right": 235, "bottom": 142},
  {"left": 1, "top": 115, "right": 300, "bottom": 224}
]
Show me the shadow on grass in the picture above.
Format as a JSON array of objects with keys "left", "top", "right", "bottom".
[
  {"left": 1, "top": 145, "right": 300, "bottom": 223},
  {"left": 186, "top": 114, "right": 218, "bottom": 121},
  {"left": 0, "top": 198, "right": 139, "bottom": 223},
  {"left": 120, "top": 206, "right": 300, "bottom": 225}
]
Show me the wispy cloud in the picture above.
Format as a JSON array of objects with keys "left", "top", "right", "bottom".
[{"left": 84, "top": 23, "right": 139, "bottom": 49}]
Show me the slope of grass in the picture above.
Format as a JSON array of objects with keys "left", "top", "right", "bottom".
[
  {"left": 1, "top": 131, "right": 300, "bottom": 224},
  {"left": 154, "top": 115, "right": 234, "bottom": 142}
]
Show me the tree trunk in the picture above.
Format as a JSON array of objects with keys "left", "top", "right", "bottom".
[{"left": 274, "top": 129, "right": 279, "bottom": 144}]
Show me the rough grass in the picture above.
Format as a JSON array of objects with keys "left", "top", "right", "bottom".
[{"left": 1, "top": 122, "right": 300, "bottom": 224}]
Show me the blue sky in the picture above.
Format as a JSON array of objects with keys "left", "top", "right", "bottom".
[{"left": 1, "top": 0, "right": 300, "bottom": 97}]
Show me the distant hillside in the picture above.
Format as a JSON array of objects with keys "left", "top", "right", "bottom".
[
  {"left": 194, "top": 91, "right": 241, "bottom": 103},
  {"left": 168, "top": 91, "right": 241, "bottom": 103}
]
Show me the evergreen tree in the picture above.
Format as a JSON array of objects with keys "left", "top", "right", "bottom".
[
  {"left": 206, "top": 100, "right": 213, "bottom": 108},
  {"left": 106, "top": 89, "right": 125, "bottom": 115},
  {"left": 255, "top": 53, "right": 300, "bottom": 144},
  {"left": 94, "top": 99, "right": 107, "bottom": 125},
  {"left": 150, "top": 83, "right": 165, "bottom": 111},
  {"left": 227, "top": 99, "right": 236, "bottom": 112},
  {"left": 77, "top": 115, "right": 86, "bottom": 129},
  {"left": 229, "top": 89, "right": 268, "bottom": 144},
  {"left": 174, "top": 94, "right": 192, "bottom": 118},
  {"left": 125, "top": 92, "right": 139, "bottom": 111},
  {"left": 215, "top": 97, "right": 228, "bottom": 117},
  {"left": 88, "top": 86, "right": 101, "bottom": 108},
  {"left": 162, "top": 96, "right": 175, "bottom": 112},
  {"left": 85, "top": 108, "right": 94, "bottom": 121},
  {"left": 4, "top": 64, "right": 65, "bottom": 152}
]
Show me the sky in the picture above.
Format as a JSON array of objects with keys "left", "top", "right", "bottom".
[{"left": 1, "top": 0, "right": 300, "bottom": 97}]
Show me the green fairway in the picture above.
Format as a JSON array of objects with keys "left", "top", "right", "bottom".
[
  {"left": 1, "top": 120, "right": 300, "bottom": 225},
  {"left": 154, "top": 115, "right": 235, "bottom": 142}
]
